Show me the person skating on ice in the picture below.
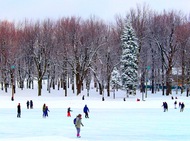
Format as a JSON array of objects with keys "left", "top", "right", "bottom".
[
  {"left": 75, "top": 114, "right": 84, "bottom": 138},
  {"left": 83, "top": 105, "right": 90, "bottom": 118},
  {"left": 17, "top": 103, "right": 21, "bottom": 118}
]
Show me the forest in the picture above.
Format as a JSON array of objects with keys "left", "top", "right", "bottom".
[{"left": 0, "top": 5, "right": 190, "bottom": 99}]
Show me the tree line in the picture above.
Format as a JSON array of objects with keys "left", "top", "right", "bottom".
[{"left": 0, "top": 5, "right": 190, "bottom": 98}]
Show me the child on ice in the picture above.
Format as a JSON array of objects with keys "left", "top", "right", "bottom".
[{"left": 67, "top": 107, "right": 72, "bottom": 117}]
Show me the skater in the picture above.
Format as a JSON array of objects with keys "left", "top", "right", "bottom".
[
  {"left": 179, "top": 102, "right": 182, "bottom": 108},
  {"left": 17, "top": 103, "right": 21, "bottom": 118},
  {"left": 67, "top": 107, "right": 72, "bottom": 117},
  {"left": 174, "top": 101, "right": 177, "bottom": 109},
  {"left": 82, "top": 95, "right": 85, "bottom": 100},
  {"left": 30, "top": 100, "right": 33, "bottom": 109},
  {"left": 165, "top": 102, "right": 168, "bottom": 111},
  {"left": 44, "top": 106, "right": 50, "bottom": 117},
  {"left": 180, "top": 102, "right": 185, "bottom": 112},
  {"left": 162, "top": 102, "right": 168, "bottom": 112},
  {"left": 26, "top": 100, "right": 29, "bottom": 109},
  {"left": 83, "top": 105, "right": 90, "bottom": 118},
  {"left": 42, "top": 103, "right": 46, "bottom": 117},
  {"left": 75, "top": 114, "right": 84, "bottom": 138}
]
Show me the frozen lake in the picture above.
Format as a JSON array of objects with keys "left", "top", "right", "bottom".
[{"left": 0, "top": 86, "right": 189, "bottom": 141}]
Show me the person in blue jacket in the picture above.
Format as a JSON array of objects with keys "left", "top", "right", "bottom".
[
  {"left": 83, "top": 105, "right": 89, "bottom": 118},
  {"left": 44, "top": 106, "right": 50, "bottom": 117}
]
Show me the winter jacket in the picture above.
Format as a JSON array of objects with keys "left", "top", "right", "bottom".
[
  {"left": 75, "top": 117, "right": 83, "bottom": 128},
  {"left": 83, "top": 105, "right": 89, "bottom": 113},
  {"left": 17, "top": 104, "right": 21, "bottom": 113}
]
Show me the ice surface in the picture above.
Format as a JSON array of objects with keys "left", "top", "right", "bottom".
[{"left": 0, "top": 83, "right": 189, "bottom": 141}]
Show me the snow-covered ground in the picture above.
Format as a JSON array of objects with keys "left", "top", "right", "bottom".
[{"left": 0, "top": 82, "right": 190, "bottom": 141}]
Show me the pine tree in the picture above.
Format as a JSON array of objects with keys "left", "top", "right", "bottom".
[
  {"left": 111, "top": 67, "right": 121, "bottom": 89},
  {"left": 120, "top": 22, "right": 139, "bottom": 97},
  {"left": 111, "top": 67, "right": 121, "bottom": 99}
]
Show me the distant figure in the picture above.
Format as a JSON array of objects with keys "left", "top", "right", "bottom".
[
  {"left": 42, "top": 104, "right": 46, "bottom": 117},
  {"left": 26, "top": 101, "right": 29, "bottom": 109},
  {"left": 171, "top": 96, "right": 174, "bottom": 100},
  {"left": 174, "top": 101, "right": 177, "bottom": 109},
  {"left": 137, "top": 98, "right": 140, "bottom": 101},
  {"left": 75, "top": 114, "right": 84, "bottom": 138},
  {"left": 82, "top": 95, "right": 85, "bottom": 100},
  {"left": 180, "top": 102, "right": 185, "bottom": 112},
  {"left": 44, "top": 106, "right": 50, "bottom": 117},
  {"left": 179, "top": 102, "right": 182, "bottom": 108},
  {"left": 83, "top": 105, "right": 90, "bottom": 118},
  {"left": 30, "top": 100, "right": 33, "bottom": 109},
  {"left": 17, "top": 103, "right": 21, "bottom": 118},
  {"left": 67, "top": 107, "right": 72, "bottom": 117},
  {"left": 162, "top": 102, "right": 168, "bottom": 112},
  {"left": 102, "top": 97, "right": 105, "bottom": 101}
]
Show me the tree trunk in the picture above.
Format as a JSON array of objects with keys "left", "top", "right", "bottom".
[
  {"left": 166, "top": 70, "right": 172, "bottom": 95},
  {"left": 1, "top": 82, "right": 3, "bottom": 90},
  {"left": 72, "top": 84, "right": 75, "bottom": 94},
  {"left": 98, "top": 82, "right": 103, "bottom": 95},
  {"left": 64, "top": 82, "right": 67, "bottom": 96},
  {"left": 107, "top": 75, "right": 111, "bottom": 97},
  {"left": 76, "top": 80, "right": 83, "bottom": 95},
  {"left": 161, "top": 51, "right": 165, "bottom": 96},
  {"left": 38, "top": 79, "right": 42, "bottom": 96}
]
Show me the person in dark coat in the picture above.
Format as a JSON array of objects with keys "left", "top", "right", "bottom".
[
  {"left": 26, "top": 101, "right": 29, "bottom": 109},
  {"left": 67, "top": 107, "right": 72, "bottom": 117},
  {"left": 83, "top": 105, "right": 90, "bottom": 118},
  {"left": 180, "top": 102, "right": 185, "bottom": 112},
  {"left": 162, "top": 102, "right": 168, "bottom": 112},
  {"left": 174, "top": 101, "right": 177, "bottom": 109},
  {"left": 165, "top": 102, "right": 168, "bottom": 111},
  {"left": 30, "top": 100, "right": 33, "bottom": 109},
  {"left": 17, "top": 103, "right": 21, "bottom": 118}
]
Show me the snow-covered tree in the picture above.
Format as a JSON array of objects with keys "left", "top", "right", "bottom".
[
  {"left": 111, "top": 67, "right": 121, "bottom": 89},
  {"left": 111, "top": 67, "right": 121, "bottom": 99},
  {"left": 120, "top": 21, "right": 139, "bottom": 97}
]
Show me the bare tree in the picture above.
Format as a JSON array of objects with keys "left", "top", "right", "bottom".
[
  {"left": 176, "top": 18, "right": 190, "bottom": 95},
  {"left": 0, "top": 21, "right": 18, "bottom": 100},
  {"left": 31, "top": 19, "right": 55, "bottom": 96},
  {"left": 150, "top": 11, "right": 181, "bottom": 95}
]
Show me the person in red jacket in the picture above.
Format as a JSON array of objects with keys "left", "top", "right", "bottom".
[{"left": 67, "top": 107, "right": 72, "bottom": 117}]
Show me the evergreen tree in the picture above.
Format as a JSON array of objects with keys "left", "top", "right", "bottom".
[
  {"left": 111, "top": 67, "right": 121, "bottom": 89},
  {"left": 120, "top": 22, "right": 139, "bottom": 96}
]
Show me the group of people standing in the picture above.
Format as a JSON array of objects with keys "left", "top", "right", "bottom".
[
  {"left": 174, "top": 101, "right": 185, "bottom": 112},
  {"left": 26, "top": 100, "right": 33, "bottom": 109},
  {"left": 17, "top": 100, "right": 33, "bottom": 118},
  {"left": 162, "top": 99, "right": 185, "bottom": 112}
]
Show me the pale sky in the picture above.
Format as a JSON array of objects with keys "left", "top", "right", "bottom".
[{"left": 0, "top": 0, "right": 190, "bottom": 22}]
